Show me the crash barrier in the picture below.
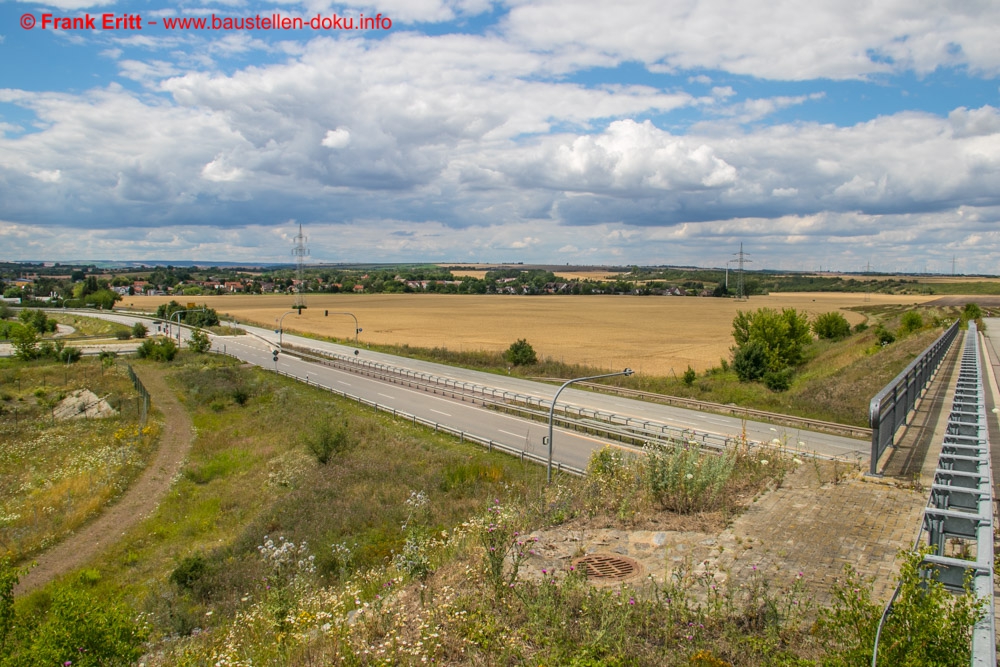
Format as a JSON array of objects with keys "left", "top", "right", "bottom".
[
  {"left": 869, "top": 320, "right": 960, "bottom": 475},
  {"left": 875, "top": 322, "right": 994, "bottom": 665},
  {"left": 214, "top": 349, "right": 587, "bottom": 476},
  {"left": 272, "top": 344, "right": 831, "bottom": 460}
]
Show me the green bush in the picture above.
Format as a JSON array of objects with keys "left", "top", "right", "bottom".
[
  {"left": 853, "top": 321, "right": 869, "bottom": 333},
  {"left": 682, "top": 366, "right": 696, "bottom": 386},
  {"left": 817, "top": 549, "right": 984, "bottom": 666},
  {"left": 136, "top": 337, "right": 178, "bottom": 361},
  {"left": 813, "top": 311, "right": 851, "bottom": 340},
  {"left": 170, "top": 553, "right": 208, "bottom": 591},
  {"left": 58, "top": 346, "right": 82, "bottom": 364},
  {"left": 732, "top": 307, "right": 812, "bottom": 370},
  {"left": 763, "top": 368, "right": 793, "bottom": 392},
  {"left": 131, "top": 322, "right": 148, "bottom": 339},
  {"left": 732, "top": 340, "right": 769, "bottom": 382},
  {"left": 188, "top": 329, "right": 211, "bottom": 353},
  {"left": 504, "top": 338, "right": 538, "bottom": 366},
  {"left": 304, "top": 418, "right": 352, "bottom": 464},
  {"left": 115, "top": 329, "right": 132, "bottom": 340},
  {"left": 900, "top": 311, "right": 923, "bottom": 335},
  {"left": 874, "top": 325, "right": 895, "bottom": 346}
]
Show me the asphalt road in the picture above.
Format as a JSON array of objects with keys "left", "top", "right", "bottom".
[{"left": 6, "top": 309, "right": 870, "bottom": 468}]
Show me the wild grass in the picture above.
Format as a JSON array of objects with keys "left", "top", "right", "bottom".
[
  {"left": 2, "top": 354, "right": 981, "bottom": 666},
  {"left": 0, "top": 358, "right": 156, "bottom": 562}
]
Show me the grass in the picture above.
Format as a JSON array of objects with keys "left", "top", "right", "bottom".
[
  {"left": 1, "top": 353, "right": 981, "bottom": 666},
  {"left": 47, "top": 313, "right": 132, "bottom": 339},
  {"left": 0, "top": 357, "right": 156, "bottom": 562}
]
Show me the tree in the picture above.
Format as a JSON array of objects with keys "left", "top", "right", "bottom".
[
  {"left": 188, "top": 330, "right": 211, "bottom": 353},
  {"left": 731, "top": 307, "right": 812, "bottom": 371},
  {"left": 131, "top": 322, "right": 148, "bottom": 338},
  {"left": 10, "top": 324, "right": 39, "bottom": 361},
  {"left": 963, "top": 302, "right": 983, "bottom": 323},
  {"left": 504, "top": 339, "right": 537, "bottom": 366},
  {"left": 84, "top": 288, "right": 121, "bottom": 310},
  {"left": 813, "top": 312, "right": 851, "bottom": 340}
]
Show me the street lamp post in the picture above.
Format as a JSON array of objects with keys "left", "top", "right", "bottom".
[
  {"left": 547, "top": 368, "right": 634, "bottom": 483},
  {"left": 170, "top": 308, "right": 207, "bottom": 347},
  {"left": 275, "top": 310, "right": 298, "bottom": 347},
  {"left": 325, "top": 311, "right": 361, "bottom": 345}
]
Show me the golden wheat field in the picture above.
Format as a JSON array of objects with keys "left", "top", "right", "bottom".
[{"left": 125, "top": 293, "right": 934, "bottom": 375}]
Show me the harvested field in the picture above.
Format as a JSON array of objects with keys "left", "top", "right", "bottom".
[{"left": 125, "top": 292, "right": 934, "bottom": 375}]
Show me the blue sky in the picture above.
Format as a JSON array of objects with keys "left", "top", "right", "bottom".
[{"left": 1, "top": 0, "right": 999, "bottom": 272}]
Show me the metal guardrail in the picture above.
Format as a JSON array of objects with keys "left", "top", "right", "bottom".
[
  {"left": 548, "top": 380, "right": 872, "bottom": 440},
  {"left": 876, "top": 322, "right": 995, "bottom": 665},
  {"left": 276, "top": 343, "right": 823, "bottom": 459},
  {"left": 869, "top": 320, "right": 960, "bottom": 475},
  {"left": 214, "top": 349, "right": 587, "bottom": 477}
]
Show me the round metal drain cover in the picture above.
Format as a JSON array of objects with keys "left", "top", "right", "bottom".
[{"left": 572, "top": 553, "right": 642, "bottom": 581}]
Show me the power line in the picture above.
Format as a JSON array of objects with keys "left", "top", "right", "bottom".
[{"left": 292, "top": 223, "right": 309, "bottom": 310}]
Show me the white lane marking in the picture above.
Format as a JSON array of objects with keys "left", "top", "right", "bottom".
[
  {"left": 431, "top": 409, "right": 451, "bottom": 417},
  {"left": 338, "top": 381, "right": 352, "bottom": 387},
  {"left": 378, "top": 393, "right": 395, "bottom": 400},
  {"left": 498, "top": 429, "right": 525, "bottom": 438}
]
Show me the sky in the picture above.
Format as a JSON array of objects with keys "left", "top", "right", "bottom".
[{"left": 1, "top": 0, "right": 999, "bottom": 272}]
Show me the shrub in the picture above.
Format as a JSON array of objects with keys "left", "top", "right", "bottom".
[
  {"left": 170, "top": 553, "right": 208, "bottom": 591},
  {"left": 645, "top": 441, "right": 737, "bottom": 514},
  {"left": 853, "top": 321, "right": 869, "bottom": 333},
  {"left": 900, "top": 311, "right": 923, "bottom": 335},
  {"left": 136, "top": 337, "right": 178, "bottom": 361},
  {"left": 732, "top": 340, "right": 769, "bottom": 382},
  {"left": 504, "top": 338, "right": 537, "bottom": 366},
  {"left": 763, "top": 367, "right": 793, "bottom": 392},
  {"left": 131, "top": 322, "right": 148, "bottom": 338},
  {"left": 813, "top": 311, "right": 851, "bottom": 340},
  {"left": 304, "top": 418, "right": 351, "bottom": 464},
  {"left": 115, "top": 329, "right": 132, "bottom": 340},
  {"left": 874, "top": 325, "right": 895, "bottom": 346},
  {"left": 58, "top": 346, "right": 82, "bottom": 364},
  {"left": 682, "top": 366, "right": 696, "bottom": 386},
  {"left": 817, "top": 549, "right": 985, "bottom": 666},
  {"left": 188, "top": 329, "right": 211, "bottom": 353}
]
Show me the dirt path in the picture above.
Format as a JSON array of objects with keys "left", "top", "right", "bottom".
[{"left": 15, "top": 366, "right": 193, "bottom": 595}]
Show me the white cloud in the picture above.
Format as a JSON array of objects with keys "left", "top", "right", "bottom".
[
  {"left": 31, "top": 169, "right": 61, "bottom": 183},
  {"left": 501, "top": 0, "right": 1000, "bottom": 80},
  {"left": 321, "top": 127, "right": 351, "bottom": 148}
]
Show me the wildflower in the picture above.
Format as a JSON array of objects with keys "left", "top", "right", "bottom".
[
  {"left": 628, "top": 597, "right": 635, "bottom": 605},
  {"left": 685, "top": 473, "right": 694, "bottom": 479},
  {"left": 793, "top": 457, "right": 803, "bottom": 465},
  {"left": 760, "top": 459, "right": 769, "bottom": 466}
]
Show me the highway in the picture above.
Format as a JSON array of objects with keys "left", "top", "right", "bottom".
[{"left": 6, "top": 309, "right": 871, "bottom": 469}]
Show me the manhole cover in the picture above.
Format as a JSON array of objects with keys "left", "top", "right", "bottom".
[{"left": 572, "top": 553, "right": 642, "bottom": 581}]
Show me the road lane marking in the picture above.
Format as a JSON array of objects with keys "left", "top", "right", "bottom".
[
  {"left": 431, "top": 409, "right": 451, "bottom": 417},
  {"left": 498, "top": 429, "right": 525, "bottom": 438},
  {"left": 337, "top": 381, "right": 352, "bottom": 387},
  {"left": 378, "top": 393, "right": 395, "bottom": 399}
]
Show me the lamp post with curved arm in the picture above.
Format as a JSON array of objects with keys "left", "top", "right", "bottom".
[
  {"left": 171, "top": 308, "right": 207, "bottom": 347},
  {"left": 547, "top": 368, "right": 633, "bottom": 483},
  {"left": 276, "top": 310, "right": 298, "bottom": 347},
  {"left": 325, "top": 311, "right": 361, "bottom": 345}
]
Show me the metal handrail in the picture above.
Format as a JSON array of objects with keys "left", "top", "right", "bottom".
[{"left": 869, "top": 320, "right": 960, "bottom": 475}]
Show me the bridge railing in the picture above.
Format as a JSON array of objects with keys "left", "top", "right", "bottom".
[
  {"left": 878, "top": 322, "right": 995, "bottom": 665},
  {"left": 869, "top": 320, "right": 959, "bottom": 475}
]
